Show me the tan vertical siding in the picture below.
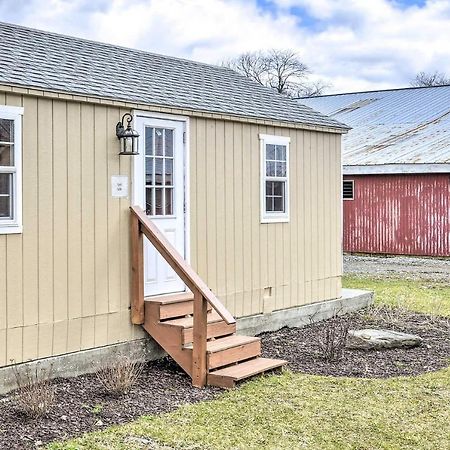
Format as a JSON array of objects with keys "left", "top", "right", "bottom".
[
  {"left": 189, "top": 118, "right": 342, "bottom": 317},
  {"left": 0, "top": 93, "right": 341, "bottom": 367}
]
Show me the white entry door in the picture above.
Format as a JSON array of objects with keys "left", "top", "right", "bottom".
[{"left": 134, "top": 116, "right": 187, "bottom": 297}]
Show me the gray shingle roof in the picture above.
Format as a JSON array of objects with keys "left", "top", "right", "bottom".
[{"left": 0, "top": 22, "right": 347, "bottom": 131}]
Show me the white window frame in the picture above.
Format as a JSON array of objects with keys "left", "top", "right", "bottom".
[
  {"left": 0, "top": 105, "right": 23, "bottom": 234},
  {"left": 260, "top": 134, "right": 290, "bottom": 223},
  {"left": 343, "top": 179, "right": 354, "bottom": 201}
]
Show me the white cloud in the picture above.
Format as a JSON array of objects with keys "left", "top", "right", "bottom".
[{"left": 1, "top": 0, "right": 450, "bottom": 93}]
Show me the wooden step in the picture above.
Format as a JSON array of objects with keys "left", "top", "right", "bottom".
[
  {"left": 207, "top": 357, "right": 287, "bottom": 388},
  {"left": 145, "top": 292, "right": 211, "bottom": 320},
  {"left": 184, "top": 335, "right": 261, "bottom": 370},
  {"left": 162, "top": 311, "right": 236, "bottom": 344}
]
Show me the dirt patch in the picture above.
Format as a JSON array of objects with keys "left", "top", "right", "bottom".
[
  {"left": 261, "top": 307, "right": 450, "bottom": 378},
  {"left": 0, "top": 358, "right": 220, "bottom": 449},
  {"left": 344, "top": 254, "right": 450, "bottom": 282},
  {"left": 1, "top": 307, "right": 449, "bottom": 449}
]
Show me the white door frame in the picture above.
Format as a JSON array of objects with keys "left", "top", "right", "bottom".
[{"left": 131, "top": 111, "right": 190, "bottom": 294}]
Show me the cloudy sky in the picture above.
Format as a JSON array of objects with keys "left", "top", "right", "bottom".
[{"left": 1, "top": 0, "right": 450, "bottom": 93}]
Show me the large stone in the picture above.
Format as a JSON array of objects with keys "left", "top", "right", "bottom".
[{"left": 347, "top": 329, "right": 423, "bottom": 350}]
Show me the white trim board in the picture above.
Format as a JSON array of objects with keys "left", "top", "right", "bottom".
[{"left": 344, "top": 164, "right": 450, "bottom": 175}]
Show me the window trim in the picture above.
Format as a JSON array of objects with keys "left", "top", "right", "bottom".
[
  {"left": 343, "top": 179, "right": 355, "bottom": 201},
  {"left": 259, "top": 134, "right": 290, "bottom": 223},
  {"left": 0, "top": 105, "right": 23, "bottom": 234}
]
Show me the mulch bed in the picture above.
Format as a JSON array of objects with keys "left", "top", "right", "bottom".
[
  {"left": 1, "top": 306, "right": 449, "bottom": 448},
  {"left": 0, "top": 358, "right": 220, "bottom": 449},
  {"left": 261, "top": 306, "right": 450, "bottom": 378}
]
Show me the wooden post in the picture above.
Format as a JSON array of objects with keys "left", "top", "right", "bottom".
[
  {"left": 130, "top": 211, "right": 145, "bottom": 324},
  {"left": 192, "top": 290, "right": 208, "bottom": 387}
]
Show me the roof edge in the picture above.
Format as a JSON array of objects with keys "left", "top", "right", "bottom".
[
  {"left": 344, "top": 163, "right": 450, "bottom": 175},
  {"left": 0, "top": 82, "right": 348, "bottom": 134},
  {"left": 298, "top": 83, "right": 450, "bottom": 99}
]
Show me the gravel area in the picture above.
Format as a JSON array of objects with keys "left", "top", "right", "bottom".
[
  {"left": 344, "top": 254, "right": 450, "bottom": 282},
  {"left": 261, "top": 306, "right": 450, "bottom": 378}
]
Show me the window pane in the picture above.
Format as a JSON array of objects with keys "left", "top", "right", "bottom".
[
  {"left": 266, "top": 161, "right": 275, "bottom": 177},
  {"left": 145, "top": 158, "right": 154, "bottom": 185},
  {"left": 0, "top": 173, "right": 10, "bottom": 195},
  {"left": 165, "top": 129, "right": 174, "bottom": 157},
  {"left": 273, "top": 196, "right": 284, "bottom": 212},
  {"left": 266, "top": 144, "right": 276, "bottom": 160},
  {"left": 155, "top": 188, "right": 163, "bottom": 215},
  {"left": 155, "top": 158, "right": 163, "bottom": 185},
  {"left": 273, "top": 181, "right": 284, "bottom": 196},
  {"left": 145, "top": 128, "right": 153, "bottom": 156},
  {"left": 155, "top": 128, "right": 164, "bottom": 156},
  {"left": 276, "top": 145, "right": 286, "bottom": 161},
  {"left": 165, "top": 188, "right": 173, "bottom": 215},
  {"left": 276, "top": 162, "right": 286, "bottom": 177},
  {"left": 0, "top": 196, "right": 10, "bottom": 218},
  {"left": 0, "top": 119, "right": 13, "bottom": 143},
  {"left": 265, "top": 180, "right": 273, "bottom": 196},
  {"left": 165, "top": 159, "right": 173, "bottom": 185},
  {"left": 0, "top": 144, "right": 13, "bottom": 166},
  {"left": 145, "top": 187, "right": 153, "bottom": 215},
  {"left": 265, "top": 196, "right": 272, "bottom": 212}
]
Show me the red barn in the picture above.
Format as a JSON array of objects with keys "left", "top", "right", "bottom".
[{"left": 301, "top": 85, "right": 450, "bottom": 257}]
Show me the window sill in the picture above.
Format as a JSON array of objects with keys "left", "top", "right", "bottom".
[
  {"left": 261, "top": 216, "right": 290, "bottom": 224},
  {"left": 0, "top": 224, "right": 23, "bottom": 235}
]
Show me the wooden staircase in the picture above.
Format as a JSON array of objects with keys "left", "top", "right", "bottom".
[{"left": 130, "top": 206, "right": 287, "bottom": 388}]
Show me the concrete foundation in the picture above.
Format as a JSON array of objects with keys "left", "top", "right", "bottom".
[{"left": 0, "top": 288, "right": 372, "bottom": 396}]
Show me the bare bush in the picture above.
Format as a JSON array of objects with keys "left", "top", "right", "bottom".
[
  {"left": 312, "top": 310, "right": 350, "bottom": 362},
  {"left": 95, "top": 356, "right": 143, "bottom": 396},
  {"left": 12, "top": 363, "right": 55, "bottom": 418}
]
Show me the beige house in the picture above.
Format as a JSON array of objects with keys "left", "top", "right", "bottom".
[{"left": 0, "top": 22, "right": 366, "bottom": 390}]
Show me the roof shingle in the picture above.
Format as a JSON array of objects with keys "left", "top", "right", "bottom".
[{"left": 0, "top": 22, "right": 347, "bottom": 131}]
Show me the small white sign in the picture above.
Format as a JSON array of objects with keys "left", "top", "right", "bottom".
[{"left": 111, "top": 175, "right": 129, "bottom": 198}]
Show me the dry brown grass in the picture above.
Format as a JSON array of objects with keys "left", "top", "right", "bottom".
[
  {"left": 12, "top": 363, "right": 55, "bottom": 418},
  {"left": 95, "top": 356, "right": 144, "bottom": 397}
]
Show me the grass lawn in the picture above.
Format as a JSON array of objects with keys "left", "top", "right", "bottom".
[
  {"left": 344, "top": 275, "right": 450, "bottom": 317},
  {"left": 49, "top": 277, "right": 450, "bottom": 450}
]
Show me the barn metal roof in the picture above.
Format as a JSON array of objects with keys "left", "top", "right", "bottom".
[
  {"left": 299, "top": 85, "right": 450, "bottom": 172},
  {"left": 0, "top": 22, "right": 347, "bottom": 132}
]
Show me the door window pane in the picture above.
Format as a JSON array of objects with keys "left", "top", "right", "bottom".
[
  {"left": 145, "top": 187, "right": 153, "bottom": 216},
  {"left": 155, "top": 158, "right": 163, "bottom": 185},
  {"left": 155, "top": 188, "right": 163, "bottom": 215},
  {"left": 145, "top": 158, "right": 154, "bottom": 185},
  {"left": 165, "top": 129, "right": 173, "bottom": 157},
  {"left": 0, "top": 119, "right": 13, "bottom": 143},
  {"left": 165, "top": 188, "right": 173, "bottom": 215},
  {"left": 145, "top": 127, "right": 153, "bottom": 156},
  {"left": 155, "top": 129, "right": 164, "bottom": 156},
  {"left": 0, "top": 144, "right": 13, "bottom": 166},
  {"left": 165, "top": 159, "right": 173, "bottom": 186}
]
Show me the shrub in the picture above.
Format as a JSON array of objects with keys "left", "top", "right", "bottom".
[
  {"left": 313, "top": 311, "right": 350, "bottom": 362},
  {"left": 12, "top": 363, "right": 55, "bottom": 418},
  {"left": 95, "top": 356, "right": 143, "bottom": 396}
]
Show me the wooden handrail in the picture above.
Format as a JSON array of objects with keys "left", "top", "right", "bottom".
[{"left": 130, "top": 206, "right": 236, "bottom": 325}]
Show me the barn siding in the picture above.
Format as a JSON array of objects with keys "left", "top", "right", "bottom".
[
  {"left": 0, "top": 91, "right": 342, "bottom": 368},
  {"left": 344, "top": 174, "right": 450, "bottom": 256}
]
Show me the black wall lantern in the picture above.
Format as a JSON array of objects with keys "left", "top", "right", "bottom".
[{"left": 116, "top": 113, "right": 139, "bottom": 155}]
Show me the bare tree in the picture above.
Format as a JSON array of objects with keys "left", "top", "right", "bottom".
[
  {"left": 410, "top": 71, "right": 450, "bottom": 87},
  {"left": 223, "top": 49, "right": 328, "bottom": 98}
]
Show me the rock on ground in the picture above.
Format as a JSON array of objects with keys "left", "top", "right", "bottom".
[{"left": 347, "top": 329, "right": 423, "bottom": 350}]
